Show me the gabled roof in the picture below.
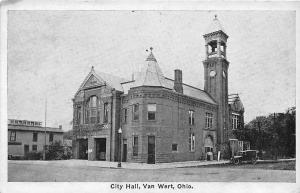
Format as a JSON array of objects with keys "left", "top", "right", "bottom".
[
  {"left": 94, "top": 70, "right": 128, "bottom": 91},
  {"left": 75, "top": 67, "right": 129, "bottom": 97},
  {"left": 204, "top": 15, "right": 227, "bottom": 36},
  {"left": 165, "top": 78, "right": 216, "bottom": 104}
]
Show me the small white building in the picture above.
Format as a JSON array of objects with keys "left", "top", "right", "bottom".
[{"left": 8, "top": 119, "right": 64, "bottom": 158}]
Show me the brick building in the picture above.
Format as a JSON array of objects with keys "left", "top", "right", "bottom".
[
  {"left": 72, "top": 16, "right": 244, "bottom": 163},
  {"left": 8, "top": 119, "right": 63, "bottom": 158}
]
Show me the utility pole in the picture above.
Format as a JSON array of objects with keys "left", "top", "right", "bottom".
[
  {"left": 257, "top": 120, "right": 262, "bottom": 159},
  {"left": 43, "top": 98, "right": 47, "bottom": 160},
  {"left": 273, "top": 112, "right": 277, "bottom": 160}
]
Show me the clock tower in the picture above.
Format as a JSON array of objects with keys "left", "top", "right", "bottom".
[{"left": 203, "top": 15, "right": 229, "bottom": 144}]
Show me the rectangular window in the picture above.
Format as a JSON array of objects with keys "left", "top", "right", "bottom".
[
  {"left": 32, "top": 145, "right": 37, "bottom": 151},
  {"left": 97, "top": 100, "right": 101, "bottom": 123},
  {"left": 133, "top": 136, "right": 138, "bottom": 156},
  {"left": 205, "top": 147, "right": 213, "bottom": 153},
  {"left": 133, "top": 104, "right": 139, "bottom": 121},
  {"left": 85, "top": 109, "right": 89, "bottom": 124},
  {"left": 189, "top": 110, "right": 195, "bottom": 125},
  {"left": 205, "top": 112, "right": 213, "bottom": 129},
  {"left": 147, "top": 104, "right": 156, "bottom": 120},
  {"left": 232, "top": 114, "right": 239, "bottom": 129},
  {"left": 76, "top": 106, "right": 81, "bottom": 125},
  {"left": 123, "top": 108, "right": 128, "bottom": 123},
  {"left": 33, "top": 133, "right": 38, "bottom": 142},
  {"left": 189, "top": 132, "right": 195, "bottom": 152},
  {"left": 90, "top": 108, "right": 97, "bottom": 124},
  {"left": 172, "top": 144, "right": 178, "bottom": 152},
  {"left": 10, "top": 131, "right": 16, "bottom": 141},
  {"left": 103, "top": 103, "right": 108, "bottom": 123},
  {"left": 49, "top": 133, "right": 53, "bottom": 142}
]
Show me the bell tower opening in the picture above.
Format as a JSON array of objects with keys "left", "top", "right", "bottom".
[{"left": 206, "top": 39, "right": 227, "bottom": 59}]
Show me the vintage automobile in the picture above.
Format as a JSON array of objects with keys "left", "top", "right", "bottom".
[{"left": 231, "top": 150, "right": 258, "bottom": 165}]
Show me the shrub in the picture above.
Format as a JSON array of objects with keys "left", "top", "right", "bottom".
[
  {"left": 25, "top": 151, "right": 43, "bottom": 160},
  {"left": 45, "top": 141, "right": 72, "bottom": 160}
]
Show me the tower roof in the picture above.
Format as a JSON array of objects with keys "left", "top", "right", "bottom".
[
  {"left": 204, "top": 15, "right": 227, "bottom": 36},
  {"left": 133, "top": 48, "right": 168, "bottom": 88},
  {"left": 229, "top": 94, "right": 244, "bottom": 112}
]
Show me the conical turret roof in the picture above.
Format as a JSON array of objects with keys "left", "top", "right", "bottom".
[{"left": 133, "top": 48, "right": 168, "bottom": 88}]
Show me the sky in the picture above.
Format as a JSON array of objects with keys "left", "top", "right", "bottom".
[{"left": 7, "top": 10, "right": 295, "bottom": 131}]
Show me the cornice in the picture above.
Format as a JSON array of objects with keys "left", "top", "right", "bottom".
[{"left": 123, "top": 89, "right": 217, "bottom": 111}]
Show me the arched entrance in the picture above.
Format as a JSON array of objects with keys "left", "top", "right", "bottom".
[{"left": 204, "top": 135, "right": 214, "bottom": 161}]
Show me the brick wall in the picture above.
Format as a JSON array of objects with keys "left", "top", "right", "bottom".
[{"left": 121, "top": 87, "right": 218, "bottom": 163}]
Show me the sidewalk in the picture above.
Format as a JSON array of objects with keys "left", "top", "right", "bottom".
[
  {"left": 256, "top": 158, "right": 296, "bottom": 164},
  {"left": 9, "top": 159, "right": 230, "bottom": 170}
]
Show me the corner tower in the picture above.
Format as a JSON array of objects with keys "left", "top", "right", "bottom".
[{"left": 203, "top": 15, "right": 229, "bottom": 144}]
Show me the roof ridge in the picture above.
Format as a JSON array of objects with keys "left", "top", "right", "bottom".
[
  {"left": 164, "top": 76, "right": 205, "bottom": 92},
  {"left": 94, "top": 70, "right": 128, "bottom": 82}
]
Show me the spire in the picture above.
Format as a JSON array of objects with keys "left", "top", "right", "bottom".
[
  {"left": 146, "top": 47, "right": 157, "bottom": 62},
  {"left": 91, "top": 66, "right": 95, "bottom": 72},
  {"left": 204, "top": 14, "right": 227, "bottom": 36}
]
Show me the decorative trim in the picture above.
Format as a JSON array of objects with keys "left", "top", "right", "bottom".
[
  {"left": 73, "top": 123, "right": 111, "bottom": 138},
  {"left": 123, "top": 89, "right": 217, "bottom": 111}
]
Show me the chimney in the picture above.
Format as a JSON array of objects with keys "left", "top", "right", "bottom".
[
  {"left": 59, "top": 125, "right": 62, "bottom": 130},
  {"left": 174, "top": 69, "right": 183, "bottom": 94}
]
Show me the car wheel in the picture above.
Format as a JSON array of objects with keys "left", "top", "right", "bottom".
[{"left": 234, "top": 158, "right": 240, "bottom": 165}]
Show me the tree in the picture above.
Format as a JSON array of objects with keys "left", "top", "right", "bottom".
[
  {"left": 236, "top": 107, "right": 295, "bottom": 159},
  {"left": 63, "top": 130, "right": 73, "bottom": 140}
]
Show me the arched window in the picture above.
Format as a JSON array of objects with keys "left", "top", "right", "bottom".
[{"left": 85, "top": 96, "right": 98, "bottom": 124}]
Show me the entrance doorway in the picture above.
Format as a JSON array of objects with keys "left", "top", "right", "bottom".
[
  {"left": 147, "top": 136, "right": 155, "bottom": 164},
  {"left": 24, "top": 145, "right": 29, "bottom": 156},
  {"left": 122, "top": 139, "right": 127, "bottom": 162},
  {"left": 95, "top": 138, "right": 106, "bottom": 161},
  {"left": 204, "top": 135, "right": 213, "bottom": 161},
  {"left": 78, "top": 139, "right": 88, "bottom": 160}
]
